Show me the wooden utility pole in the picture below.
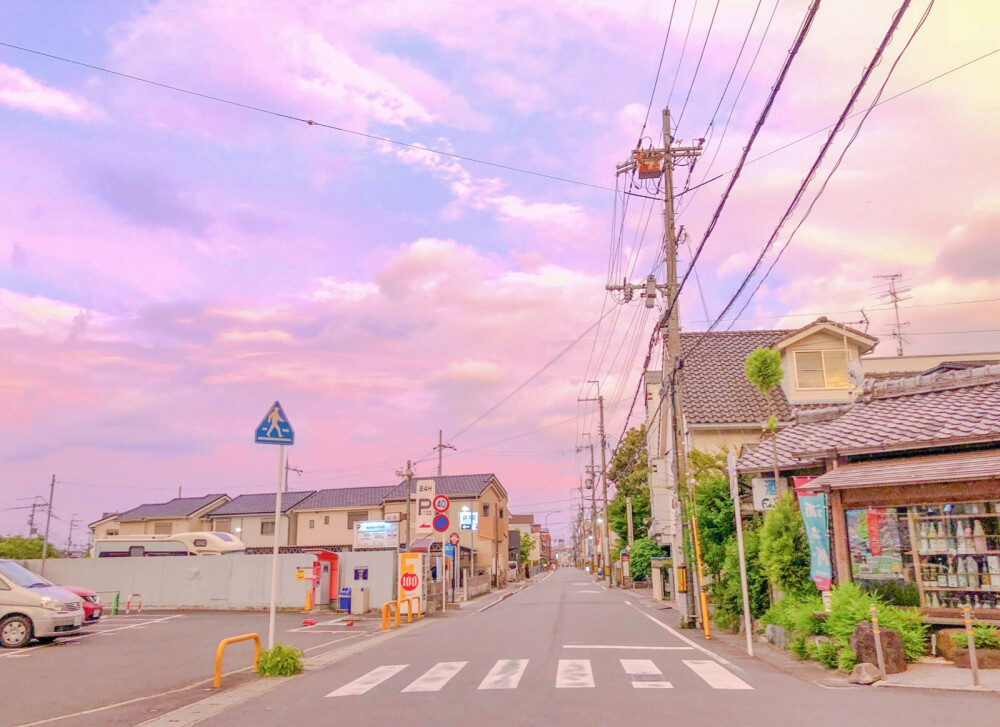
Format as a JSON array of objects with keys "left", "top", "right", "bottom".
[
  {"left": 41, "top": 475, "right": 55, "bottom": 576},
  {"left": 435, "top": 430, "right": 456, "bottom": 476}
]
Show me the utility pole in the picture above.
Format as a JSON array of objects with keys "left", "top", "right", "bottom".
[
  {"left": 874, "top": 274, "right": 911, "bottom": 357},
  {"left": 67, "top": 514, "right": 79, "bottom": 556},
  {"left": 284, "top": 457, "right": 303, "bottom": 493},
  {"left": 41, "top": 475, "right": 55, "bottom": 576},
  {"left": 581, "top": 382, "right": 612, "bottom": 585},
  {"left": 626, "top": 497, "right": 634, "bottom": 548},
  {"left": 395, "top": 461, "right": 414, "bottom": 548},
  {"left": 576, "top": 436, "right": 598, "bottom": 574},
  {"left": 434, "top": 430, "right": 456, "bottom": 476},
  {"left": 610, "top": 108, "right": 702, "bottom": 623},
  {"left": 27, "top": 498, "right": 39, "bottom": 536}
]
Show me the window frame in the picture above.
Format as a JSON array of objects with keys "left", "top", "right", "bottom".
[
  {"left": 261, "top": 520, "right": 276, "bottom": 535},
  {"left": 153, "top": 522, "right": 173, "bottom": 536},
  {"left": 793, "top": 349, "right": 852, "bottom": 390},
  {"left": 347, "top": 510, "right": 368, "bottom": 529}
]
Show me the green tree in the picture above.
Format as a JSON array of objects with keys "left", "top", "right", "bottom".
[
  {"left": 518, "top": 534, "right": 535, "bottom": 567},
  {"left": 758, "top": 492, "right": 814, "bottom": 595},
  {"left": 0, "top": 535, "right": 63, "bottom": 560},
  {"left": 607, "top": 426, "right": 650, "bottom": 544},
  {"left": 744, "top": 346, "right": 784, "bottom": 484},
  {"left": 693, "top": 473, "right": 735, "bottom": 578},
  {"left": 711, "top": 529, "right": 771, "bottom": 631},
  {"left": 628, "top": 537, "right": 666, "bottom": 582}
]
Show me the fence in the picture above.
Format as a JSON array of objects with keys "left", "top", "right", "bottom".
[{"left": 467, "top": 574, "right": 491, "bottom": 600}]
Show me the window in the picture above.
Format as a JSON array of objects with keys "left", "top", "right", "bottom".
[
  {"left": 261, "top": 521, "right": 275, "bottom": 535},
  {"left": 153, "top": 522, "right": 173, "bottom": 535},
  {"left": 129, "top": 546, "right": 145, "bottom": 557},
  {"left": 483, "top": 503, "right": 490, "bottom": 517},
  {"left": 309, "top": 519, "right": 315, "bottom": 529},
  {"left": 193, "top": 538, "right": 207, "bottom": 547},
  {"left": 794, "top": 349, "right": 850, "bottom": 389},
  {"left": 499, "top": 507, "right": 504, "bottom": 517},
  {"left": 347, "top": 511, "right": 367, "bottom": 528},
  {"left": 215, "top": 518, "right": 231, "bottom": 533},
  {"left": 324, "top": 515, "right": 330, "bottom": 525}
]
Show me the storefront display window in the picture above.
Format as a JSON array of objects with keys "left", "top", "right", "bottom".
[
  {"left": 910, "top": 502, "right": 1000, "bottom": 611},
  {"left": 846, "top": 506, "right": 915, "bottom": 602}
]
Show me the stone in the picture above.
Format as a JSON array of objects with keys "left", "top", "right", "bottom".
[
  {"left": 935, "top": 628, "right": 967, "bottom": 661},
  {"left": 849, "top": 662, "right": 881, "bottom": 685},
  {"left": 765, "top": 624, "right": 789, "bottom": 650},
  {"left": 954, "top": 648, "right": 1000, "bottom": 669},
  {"left": 850, "top": 620, "right": 907, "bottom": 674}
]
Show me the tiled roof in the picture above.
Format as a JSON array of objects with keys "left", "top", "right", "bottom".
[
  {"left": 118, "top": 494, "right": 228, "bottom": 522},
  {"left": 509, "top": 514, "right": 535, "bottom": 525},
  {"left": 738, "top": 365, "right": 1000, "bottom": 473},
  {"left": 679, "top": 330, "right": 796, "bottom": 425},
  {"left": 296, "top": 486, "right": 396, "bottom": 510},
  {"left": 383, "top": 474, "right": 501, "bottom": 500},
  {"left": 808, "top": 449, "right": 1000, "bottom": 490},
  {"left": 207, "top": 491, "right": 315, "bottom": 517}
]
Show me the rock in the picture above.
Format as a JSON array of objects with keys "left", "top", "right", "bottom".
[
  {"left": 954, "top": 648, "right": 1000, "bottom": 669},
  {"left": 849, "top": 662, "right": 881, "bottom": 685},
  {"left": 850, "top": 620, "right": 907, "bottom": 674},
  {"left": 765, "top": 624, "right": 789, "bottom": 650},
  {"left": 935, "top": 629, "right": 966, "bottom": 661}
]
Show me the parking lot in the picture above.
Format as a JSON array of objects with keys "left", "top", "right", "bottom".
[{"left": 2, "top": 609, "right": 386, "bottom": 727}]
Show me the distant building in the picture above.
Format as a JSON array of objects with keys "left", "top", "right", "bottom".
[{"left": 89, "top": 494, "right": 229, "bottom": 539}]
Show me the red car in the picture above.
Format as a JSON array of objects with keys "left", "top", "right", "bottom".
[{"left": 60, "top": 586, "right": 103, "bottom": 624}]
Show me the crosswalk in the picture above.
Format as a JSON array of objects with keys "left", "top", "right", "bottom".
[{"left": 327, "top": 658, "right": 752, "bottom": 697}]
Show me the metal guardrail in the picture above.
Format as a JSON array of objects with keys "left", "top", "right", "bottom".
[
  {"left": 381, "top": 597, "right": 422, "bottom": 631},
  {"left": 213, "top": 633, "right": 261, "bottom": 688},
  {"left": 125, "top": 593, "right": 142, "bottom": 614}
]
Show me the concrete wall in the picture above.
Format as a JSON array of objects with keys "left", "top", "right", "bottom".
[
  {"left": 335, "top": 550, "right": 396, "bottom": 610},
  {"left": 20, "top": 554, "right": 316, "bottom": 610}
]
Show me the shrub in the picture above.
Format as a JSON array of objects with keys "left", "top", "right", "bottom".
[
  {"left": 823, "top": 582, "right": 927, "bottom": 662},
  {"left": 758, "top": 492, "right": 813, "bottom": 595},
  {"left": 789, "top": 634, "right": 809, "bottom": 660},
  {"left": 761, "top": 591, "right": 823, "bottom": 635},
  {"left": 951, "top": 625, "right": 1000, "bottom": 651},
  {"left": 707, "top": 528, "right": 771, "bottom": 632},
  {"left": 836, "top": 647, "right": 858, "bottom": 673},
  {"left": 628, "top": 538, "right": 665, "bottom": 582},
  {"left": 257, "top": 644, "right": 304, "bottom": 677},
  {"left": 859, "top": 579, "right": 920, "bottom": 608},
  {"left": 694, "top": 474, "right": 735, "bottom": 577},
  {"left": 814, "top": 639, "right": 839, "bottom": 669}
]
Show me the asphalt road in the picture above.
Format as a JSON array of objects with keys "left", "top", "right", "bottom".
[
  {"left": 178, "top": 568, "right": 1000, "bottom": 727},
  {"left": 2, "top": 610, "right": 381, "bottom": 727}
]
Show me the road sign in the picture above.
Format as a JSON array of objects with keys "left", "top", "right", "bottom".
[
  {"left": 415, "top": 479, "right": 436, "bottom": 533},
  {"left": 433, "top": 513, "right": 449, "bottom": 532},
  {"left": 449, "top": 532, "right": 460, "bottom": 546},
  {"left": 433, "top": 494, "right": 450, "bottom": 513},
  {"left": 255, "top": 401, "right": 294, "bottom": 445},
  {"left": 459, "top": 511, "right": 479, "bottom": 531}
]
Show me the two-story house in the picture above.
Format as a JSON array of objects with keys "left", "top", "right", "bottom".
[
  {"left": 89, "top": 494, "right": 230, "bottom": 539},
  {"left": 207, "top": 491, "right": 314, "bottom": 548},
  {"left": 294, "top": 486, "right": 396, "bottom": 549}
]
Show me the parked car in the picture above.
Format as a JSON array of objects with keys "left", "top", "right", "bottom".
[
  {"left": 60, "top": 586, "right": 103, "bottom": 623},
  {"left": 0, "top": 559, "right": 84, "bottom": 648}
]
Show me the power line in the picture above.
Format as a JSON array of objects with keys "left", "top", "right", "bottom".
[
  {"left": 637, "top": 1, "right": 680, "bottom": 146},
  {"left": 0, "top": 41, "right": 614, "bottom": 194},
  {"left": 674, "top": 0, "right": 722, "bottom": 134},
  {"left": 680, "top": 0, "right": 919, "bottom": 365},
  {"left": 730, "top": 1, "right": 936, "bottom": 324}
]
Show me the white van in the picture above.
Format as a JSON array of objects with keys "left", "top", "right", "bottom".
[{"left": 0, "top": 559, "right": 84, "bottom": 648}]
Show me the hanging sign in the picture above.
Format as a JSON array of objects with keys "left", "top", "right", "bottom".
[{"left": 795, "top": 476, "right": 832, "bottom": 591}]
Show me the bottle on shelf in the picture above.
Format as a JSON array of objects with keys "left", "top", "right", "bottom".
[
  {"left": 948, "top": 560, "right": 959, "bottom": 588},
  {"left": 974, "top": 520, "right": 987, "bottom": 553},
  {"left": 967, "top": 557, "right": 980, "bottom": 589},
  {"left": 958, "top": 558, "right": 968, "bottom": 588}
]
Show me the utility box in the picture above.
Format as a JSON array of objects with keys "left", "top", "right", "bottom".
[
  {"left": 350, "top": 587, "right": 369, "bottom": 615},
  {"left": 338, "top": 587, "right": 352, "bottom": 611},
  {"left": 304, "top": 550, "right": 339, "bottom": 606}
]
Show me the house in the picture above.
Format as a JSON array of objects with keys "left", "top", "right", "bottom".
[
  {"left": 90, "top": 494, "right": 230, "bottom": 538},
  {"left": 508, "top": 514, "right": 540, "bottom": 564},
  {"left": 643, "top": 318, "right": 878, "bottom": 584},
  {"left": 207, "top": 491, "right": 315, "bottom": 548},
  {"left": 382, "top": 474, "right": 509, "bottom": 584},
  {"left": 294, "top": 486, "right": 396, "bottom": 549},
  {"left": 737, "top": 363, "right": 1000, "bottom": 620}
]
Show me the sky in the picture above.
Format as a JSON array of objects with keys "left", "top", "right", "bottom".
[{"left": 1, "top": 0, "right": 998, "bottom": 546}]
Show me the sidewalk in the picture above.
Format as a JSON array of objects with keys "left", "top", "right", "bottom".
[{"left": 626, "top": 584, "right": 1000, "bottom": 693}]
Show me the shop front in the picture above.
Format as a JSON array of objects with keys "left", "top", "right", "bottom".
[{"left": 817, "top": 450, "right": 1000, "bottom": 622}]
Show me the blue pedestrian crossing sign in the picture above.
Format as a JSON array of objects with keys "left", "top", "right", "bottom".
[{"left": 255, "top": 401, "right": 294, "bottom": 445}]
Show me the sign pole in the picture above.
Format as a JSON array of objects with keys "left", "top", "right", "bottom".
[
  {"left": 728, "top": 450, "right": 754, "bottom": 656},
  {"left": 442, "top": 526, "right": 447, "bottom": 613},
  {"left": 267, "top": 443, "right": 284, "bottom": 649}
]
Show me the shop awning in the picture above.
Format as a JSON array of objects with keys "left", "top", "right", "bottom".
[{"left": 811, "top": 449, "right": 1000, "bottom": 490}]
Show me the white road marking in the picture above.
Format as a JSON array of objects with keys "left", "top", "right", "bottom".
[
  {"left": 556, "top": 659, "right": 595, "bottom": 688},
  {"left": 327, "top": 665, "right": 408, "bottom": 697},
  {"left": 563, "top": 645, "right": 693, "bottom": 651},
  {"left": 624, "top": 600, "right": 633, "bottom": 605},
  {"left": 627, "top": 604, "right": 730, "bottom": 665},
  {"left": 621, "top": 659, "right": 673, "bottom": 689},
  {"left": 575, "top": 589, "right": 600, "bottom": 593},
  {"left": 402, "top": 662, "right": 467, "bottom": 693},
  {"left": 479, "top": 659, "right": 529, "bottom": 690},
  {"left": 683, "top": 660, "right": 753, "bottom": 690}
]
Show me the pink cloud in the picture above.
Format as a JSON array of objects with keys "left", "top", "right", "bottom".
[{"left": 0, "top": 63, "right": 102, "bottom": 119}]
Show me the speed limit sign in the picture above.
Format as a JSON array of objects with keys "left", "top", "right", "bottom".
[{"left": 433, "top": 495, "right": 450, "bottom": 513}]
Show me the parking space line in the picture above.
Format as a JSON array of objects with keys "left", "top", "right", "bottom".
[{"left": 0, "top": 615, "right": 182, "bottom": 659}]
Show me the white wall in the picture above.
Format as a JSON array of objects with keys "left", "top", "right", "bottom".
[{"left": 336, "top": 550, "right": 396, "bottom": 610}]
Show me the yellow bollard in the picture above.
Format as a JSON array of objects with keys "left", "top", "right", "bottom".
[{"left": 213, "top": 633, "right": 261, "bottom": 689}]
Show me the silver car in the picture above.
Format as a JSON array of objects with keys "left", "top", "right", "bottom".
[{"left": 0, "top": 559, "right": 84, "bottom": 648}]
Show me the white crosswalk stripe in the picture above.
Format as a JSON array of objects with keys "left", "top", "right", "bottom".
[
  {"left": 402, "top": 662, "right": 467, "bottom": 692},
  {"left": 556, "top": 659, "right": 595, "bottom": 688},
  {"left": 620, "top": 659, "right": 673, "bottom": 689},
  {"left": 326, "top": 658, "right": 753, "bottom": 696},
  {"left": 683, "top": 660, "right": 753, "bottom": 690},
  {"left": 327, "top": 665, "right": 408, "bottom": 697},
  {"left": 478, "top": 659, "right": 529, "bottom": 690}
]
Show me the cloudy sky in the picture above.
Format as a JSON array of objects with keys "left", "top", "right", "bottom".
[{"left": 1, "top": 0, "right": 997, "bottom": 544}]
